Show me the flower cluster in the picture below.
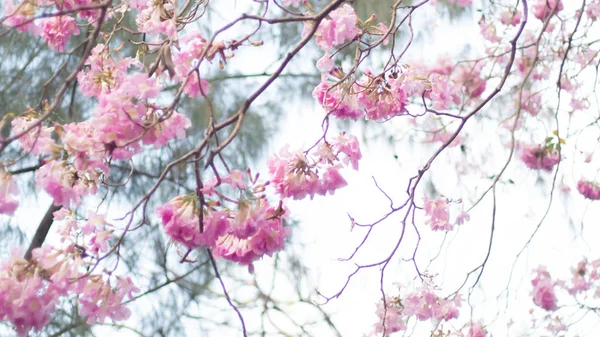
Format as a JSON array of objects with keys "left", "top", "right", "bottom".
[
  {"left": 268, "top": 132, "right": 361, "bottom": 200},
  {"left": 577, "top": 179, "right": 600, "bottom": 200},
  {"left": 313, "top": 4, "right": 360, "bottom": 51},
  {"left": 370, "top": 281, "right": 462, "bottom": 335},
  {"left": 0, "top": 210, "right": 139, "bottom": 336},
  {"left": 532, "top": 0, "right": 563, "bottom": 21},
  {"left": 531, "top": 266, "right": 558, "bottom": 311},
  {"left": 39, "top": 16, "right": 80, "bottom": 52},
  {"left": 520, "top": 144, "right": 560, "bottom": 171},
  {"left": 157, "top": 170, "right": 290, "bottom": 272}
]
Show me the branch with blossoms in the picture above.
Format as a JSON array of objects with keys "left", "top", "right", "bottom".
[{"left": 4, "top": 0, "right": 600, "bottom": 336}]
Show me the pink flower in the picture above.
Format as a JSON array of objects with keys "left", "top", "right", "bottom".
[
  {"left": 520, "top": 144, "right": 560, "bottom": 171},
  {"left": 214, "top": 205, "right": 290, "bottom": 272},
  {"left": 372, "top": 299, "right": 406, "bottom": 335},
  {"left": 531, "top": 267, "right": 558, "bottom": 311},
  {"left": 587, "top": 2, "right": 600, "bottom": 20},
  {"left": 312, "top": 81, "right": 364, "bottom": 120},
  {"left": 500, "top": 10, "right": 522, "bottom": 26},
  {"left": 315, "top": 4, "right": 359, "bottom": 50},
  {"left": 466, "top": 322, "right": 487, "bottom": 337},
  {"left": 577, "top": 179, "right": 600, "bottom": 200},
  {"left": 356, "top": 75, "right": 408, "bottom": 121},
  {"left": 156, "top": 195, "right": 229, "bottom": 249},
  {"left": 39, "top": 16, "right": 80, "bottom": 52},
  {"left": 403, "top": 285, "right": 461, "bottom": 322},
  {"left": 423, "top": 196, "right": 453, "bottom": 231},
  {"left": 427, "top": 76, "right": 460, "bottom": 110},
  {"left": 316, "top": 54, "right": 334, "bottom": 72},
  {"left": 11, "top": 117, "right": 56, "bottom": 156},
  {"left": 330, "top": 132, "right": 362, "bottom": 170},
  {"left": 36, "top": 160, "right": 100, "bottom": 206},
  {"left": 0, "top": 170, "right": 19, "bottom": 215},
  {"left": 532, "top": 0, "right": 563, "bottom": 21}
]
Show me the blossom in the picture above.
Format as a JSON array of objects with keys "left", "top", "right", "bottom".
[
  {"left": 500, "top": 10, "right": 522, "bottom": 26},
  {"left": 312, "top": 81, "right": 364, "bottom": 120},
  {"left": 356, "top": 75, "right": 408, "bottom": 121},
  {"left": 427, "top": 75, "right": 460, "bottom": 110},
  {"left": 156, "top": 195, "right": 229, "bottom": 249},
  {"left": 316, "top": 54, "right": 334, "bottom": 72},
  {"left": 423, "top": 196, "right": 453, "bottom": 231},
  {"left": 0, "top": 170, "right": 19, "bottom": 215},
  {"left": 371, "top": 299, "right": 406, "bottom": 335},
  {"left": 11, "top": 116, "right": 56, "bottom": 156},
  {"left": 315, "top": 4, "right": 359, "bottom": 50},
  {"left": 520, "top": 144, "right": 560, "bottom": 171},
  {"left": 532, "top": 0, "right": 563, "bottom": 21},
  {"left": 577, "top": 179, "right": 600, "bottom": 200},
  {"left": 268, "top": 138, "right": 360, "bottom": 200},
  {"left": 213, "top": 205, "right": 290, "bottom": 273},
  {"left": 587, "top": 2, "right": 600, "bottom": 20},
  {"left": 39, "top": 16, "right": 80, "bottom": 52},
  {"left": 466, "top": 322, "right": 487, "bottom": 337},
  {"left": 403, "top": 287, "right": 461, "bottom": 322},
  {"left": 531, "top": 266, "right": 558, "bottom": 311},
  {"left": 36, "top": 160, "right": 101, "bottom": 207}
]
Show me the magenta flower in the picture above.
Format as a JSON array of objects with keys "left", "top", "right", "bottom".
[
  {"left": 156, "top": 196, "right": 229, "bottom": 249},
  {"left": 531, "top": 267, "right": 558, "bottom": 311},
  {"left": 520, "top": 144, "right": 560, "bottom": 171},
  {"left": 577, "top": 179, "right": 600, "bottom": 200}
]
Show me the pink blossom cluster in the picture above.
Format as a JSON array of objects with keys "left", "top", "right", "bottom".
[
  {"left": 73, "top": 43, "right": 192, "bottom": 161},
  {"left": 0, "top": 210, "right": 139, "bottom": 335},
  {"left": 0, "top": 170, "right": 19, "bottom": 215},
  {"left": 313, "top": 4, "right": 360, "bottom": 51},
  {"left": 370, "top": 283, "right": 462, "bottom": 336},
  {"left": 520, "top": 144, "right": 560, "bottom": 171},
  {"left": 36, "top": 159, "right": 101, "bottom": 207},
  {"left": 356, "top": 75, "right": 409, "bottom": 121},
  {"left": 453, "top": 64, "right": 487, "bottom": 100},
  {"left": 370, "top": 298, "right": 406, "bottom": 335},
  {"left": 133, "top": 0, "right": 178, "bottom": 37},
  {"left": 531, "top": 266, "right": 558, "bottom": 311},
  {"left": 312, "top": 80, "right": 364, "bottom": 120},
  {"left": 500, "top": 10, "right": 523, "bottom": 26},
  {"left": 172, "top": 33, "right": 212, "bottom": 98},
  {"left": 11, "top": 116, "right": 56, "bottom": 156},
  {"left": 588, "top": 2, "right": 600, "bottom": 20},
  {"left": 577, "top": 179, "right": 600, "bottom": 200},
  {"left": 156, "top": 195, "right": 229, "bottom": 249},
  {"left": 566, "top": 259, "right": 600, "bottom": 295},
  {"left": 157, "top": 170, "right": 290, "bottom": 271},
  {"left": 403, "top": 287, "right": 461, "bottom": 322},
  {"left": 423, "top": 196, "right": 452, "bottom": 231},
  {"left": 268, "top": 133, "right": 361, "bottom": 200},
  {"left": 39, "top": 16, "right": 80, "bottom": 52},
  {"left": 532, "top": 0, "right": 564, "bottom": 21},
  {"left": 1, "top": 0, "right": 38, "bottom": 33},
  {"left": 465, "top": 322, "right": 487, "bottom": 337}
]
